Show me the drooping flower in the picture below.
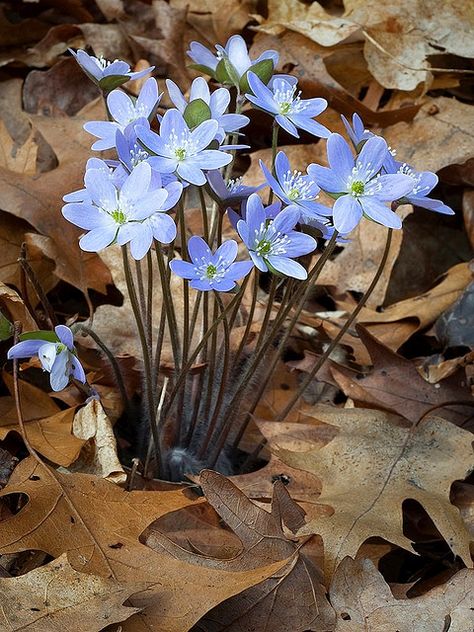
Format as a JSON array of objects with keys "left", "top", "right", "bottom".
[
  {"left": 170, "top": 237, "right": 253, "bottom": 291},
  {"left": 84, "top": 78, "right": 161, "bottom": 150},
  {"left": 237, "top": 193, "right": 316, "bottom": 280},
  {"left": 341, "top": 113, "right": 372, "bottom": 148},
  {"left": 260, "top": 151, "right": 332, "bottom": 221},
  {"left": 136, "top": 109, "right": 232, "bottom": 186},
  {"left": 383, "top": 153, "right": 454, "bottom": 215},
  {"left": 69, "top": 49, "right": 153, "bottom": 91},
  {"left": 8, "top": 325, "right": 86, "bottom": 392},
  {"left": 308, "top": 134, "right": 414, "bottom": 234},
  {"left": 166, "top": 77, "right": 249, "bottom": 144},
  {"left": 245, "top": 73, "right": 329, "bottom": 139},
  {"left": 207, "top": 170, "right": 262, "bottom": 206},
  {"left": 62, "top": 162, "right": 180, "bottom": 259},
  {"left": 187, "top": 35, "right": 278, "bottom": 88}
]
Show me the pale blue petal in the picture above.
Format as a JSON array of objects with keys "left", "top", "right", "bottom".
[
  {"left": 149, "top": 213, "right": 177, "bottom": 243},
  {"left": 327, "top": 133, "right": 354, "bottom": 178},
  {"left": 79, "top": 225, "right": 117, "bottom": 252},
  {"left": 137, "top": 77, "right": 159, "bottom": 115},
  {"left": 7, "top": 339, "right": 44, "bottom": 359},
  {"left": 289, "top": 114, "right": 330, "bottom": 139},
  {"left": 129, "top": 224, "right": 154, "bottom": 260},
  {"left": 71, "top": 356, "right": 86, "bottom": 383},
  {"left": 333, "top": 195, "right": 363, "bottom": 234},
  {"left": 49, "top": 349, "right": 70, "bottom": 391},
  {"left": 213, "top": 240, "right": 237, "bottom": 265},
  {"left": 272, "top": 206, "right": 300, "bottom": 234},
  {"left": 368, "top": 174, "right": 414, "bottom": 202},
  {"left": 267, "top": 256, "right": 307, "bottom": 280},
  {"left": 307, "top": 164, "right": 346, "bottom": 193},
  {"left": 107, "top": 90, "right": 135, "bottom": 125},
  {"left": 170, "top": 259, "right": 197, "bottom": 279},
  {"left": 177, "top": 161, "right": 206, "bottom": 185},
  {"left": 249, "top": 251, "right": 267, "bottom": 272},
  {"left": 275, "top": 114, "right": 299, "bottom": 137},
  {"left": 166, "top": 79, "right": 187, "bottom": 112},
  {"left": 55, "top": 325, "right": 74, "bottom": 350},
  {"left": 190, "top": 77, "right": 210, "bottom": 103},
  {"left": 190, "top": 120, "right": 219, "bottom": 152},
  {"left": 356, "top": 136, "right": 388, "bottom": 181},
  {"left": 285, "top": 232, "right": 317, "bottom": 257},
  {"left": 274, "top": 151, "right": 291, "bottom": 184},
  {"left": 188, "top": 235, "right": 212, "bottom": 263},
  {"left": 210, "top": 88, "right": 230, "bottom": 115},
  {"left": 136, "top": 125, "right": 170, "bottom": 156},
  {"left": 120, "top": 162, "right": 151, "bottom": 205},
  {"left": 148, "top": 156, "right": 177, "bottom": 173},
  {"left": 187, "top": 41, "right": 218, "bottom": 71},
  {"left": 38, "top": 342, "right": 57, "bottom": 372},
  {"left": 408, "top": 196, "right": 454, "bottom": 215},
  {"left": 190, "top": 149, "right": 232, "bottom": 170},
  {"left": 360, "top": 197, "right": 402, "bottom": 229},
  {"left": 227, "top": 260, "right": 254, "bottom": 280},
  {"left": 226, "top": 35, "right": 251, "bottom": 77},
  {"left": 85, "top": 169, "right": 117, "bottom": 210}
]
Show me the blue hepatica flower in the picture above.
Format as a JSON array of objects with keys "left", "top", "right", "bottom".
[
  {"left": 383, "top": 153, "right": 454, "bottom": 216},
  {"left": 84, "top": 78, "right": 161, "bottom": 150},
  {"left": 136, "top": 109, "right": 232, "bottom": 186},
  {"left": 341, "top": 112, "right": 372, "bottom": 148},
  {"left": 62, "top": 162, "right": 181, "bottom": 259},
  {"left": 260, "top": 151, "right": 332, "bottom": 221},
  {"left": 246, "top": 73, "right": 330, "bottom": 139},
  {"left": 166, "top": 77, "right": 249, "bottom": 144},
  {"left": 207, "top": 170, "right": 262, "bottom": 206},
  {"left": 187, "top": 35, "right": 278, "bottom": 85},
  {"left": 8, "top": 325, "right": 86, "bottom": 392},
  {"left": 63, "top": 158, "right": 126, "bottom": 204},
  {"left": 70, "top": 49, "right": 153, "bottom": 91},
  {"left": 308, "top": 134, "right": 414, "bottom": 234},
  {"left": 237, "top": 194, "right": 316, "bottom": 280},
  {"left": 170, "top": 236, "right": 253, "bottom": 292}
]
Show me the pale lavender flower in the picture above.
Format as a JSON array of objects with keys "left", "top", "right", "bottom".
[
  {"left": 227, "top": 197, "right": 281, "bottom": 231},
  {"left": 8, "top": 325, "right": 85, "bottom": 392},
  {"left": 187, "top": 35, "right": 278, "bottom": 87},
  {"left": 237, "top": 193, "right": 316, "bottom": 280},
  {"left": 62, "top": 162, "right": 180, "bottom": 259},
  {"left": 170, "top": 237, "right": 253, "bottom": 291},
  {"left": 308, "top": 134, "right": 414, "bottom": 234},
  {"left": 341, "top": 113, "right": 372, "bottom": 148},
  {"left": 136, "top": 109, "right": 232, "bottom": 186},
  {"left": 383, "top": 153, "right": 454, "bottom": 215},
  {"left": 207, "top": 170, "right": 262, "bottom": 206},
  {"left": 260, "top": 151, "right": 332, "bottom": 220},
  {"left": 246, "top": 73, "right": 329, "bottom": 139},
  {"left": 166, "top": 77, "right": 249, "bottom": 143},
  {"left": 84, "top": 78, "right": 160, "bottom": 150},
  {"left": 63, "top": 158, "right": 125, "bottom": 204},
  {"left": 69, "top": 49, "right": 153, "bottom": 91}
]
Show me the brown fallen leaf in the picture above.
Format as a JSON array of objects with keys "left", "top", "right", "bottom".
[
  {"left": 273, "top": 405, "right": 473, "bottom": 580},
  {"left": 329, "top": 557, "right": 474, "bottom": 631},
  {"left": 0, "top": 458, "right": 286, "bottom": 631},
  {"left": 71, "top": 399, "right": 126, "bottom": 484},
  {"left": 0, "top": 553, "right": 141, "bottom": 631},
  {"left": 331, "top": 325, "right": 473, "bottom": 426},
  {"left": 186, "top": 471, "right": 335, "bottom": 632},
  {"left": 0, "top": 283, "right": 36, "bottom": 332}
]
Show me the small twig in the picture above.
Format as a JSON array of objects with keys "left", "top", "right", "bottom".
[{"left": 18, "top": 243, "right": 56, "bottom": 329}]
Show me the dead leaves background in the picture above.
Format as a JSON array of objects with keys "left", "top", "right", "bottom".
[{"left": 0, "top": 0, "right": 473, "bottom": 630}]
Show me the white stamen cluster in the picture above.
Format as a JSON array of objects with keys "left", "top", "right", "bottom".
[
  {"left": 282, "top": 169, "right": 315, "bottom": 200},
  {"left": 226, "top": 177, "right": 243, "bottom": 193},
  {"left": 96, "top": 55, "right": 121, "bottom": 70},
  {"left": 194, "top": 255, "right": 227, "bottom": 283},
  {"left": 253, "top": 221, "right": 290, "bottom": 257},
  {"left": 346, "top": 162, "right": 380, "bottom": 197},
  {"left": 129, "top": 145, "right": 149, "bottom": 167},
  {"left": 273, "top": 84, "right": 305, "bottom": 115},
  {"left": 397, "top": 163, "right": 421, "bottom": 195},
  {"left": 166, "top": 128, "right": 198, "bottom": 160}
]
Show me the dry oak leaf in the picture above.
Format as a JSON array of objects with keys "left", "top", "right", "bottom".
[
  {"left": 185, "top": 470, "right": 336, "bottom": 632},
  {"left": 0, "top": 553, "right": 141, "bottom": 631},
  {"left": 331, "top": 325, "right": 473, "bottom": 427},
  {"left": 0, "top": 101, "right": 112, "bottom": 295},
  {"left": 274, "top": 405, "right": 474, "bottom": 580},
  {"left": 0, "top": 458, "right": 285, "bottom": 632},
  {"left": 330, "top": 557, "right": 474, "bottom": 632}
]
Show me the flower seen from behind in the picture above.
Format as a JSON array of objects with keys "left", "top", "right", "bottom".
[
  {"left": 170, "top": 236, "right": 253, "bottom": 291},
  {"left": 136, "top": 109, "right": 232, "bottom": 186},
  {"left": 246, "top": 73, "right": 329, "bottom": 139},
  {"left": 237, "top": 194, "right": 316, "bottom": 280},
  {"left": 8, "top": 325, "right": 86, "bottom": 392},
  {"left": 69, "top": 49, "right": 153, "bottom": 91},
  {"left": 308, "top": 134, "right": 414, "bottom": 234}
]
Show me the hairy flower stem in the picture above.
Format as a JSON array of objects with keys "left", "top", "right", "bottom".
[
  {"left": 201, "top": 297, "right": 219, "bottom": 423},
  {"left": 18, "top": 244, "right": 57, "bottom": 329},
  {"left": 122, "top": 246, "right": 161, "bottom": 473},
  {"left": 71, "top": 323, "right": 129, "bottom": 409},
  {"left": 178, "top": 199, "right": 190, "bottom": 365},
  {"left": 146, "top": 250, "right": 154, "bottom": 349},
  {"left": 277, "top": 228, "right": 393, "bottom": 420},
  {"left": 154, "top": 242, "right": 181, "bottom": 372},
  {"left": 268, "top": 122, "right": 279, "bottom": 204}
]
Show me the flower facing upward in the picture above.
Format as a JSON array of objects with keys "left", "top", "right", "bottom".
[
  {"left": 245, "top": 73, "right": 330, "bottom": 139},
  {"left": 170, "top": 237, "right": 253, "bottom": 292},
  {"left": 308, "top": 134, "right": 414, "bottom": 234},
  {"left": 84, "top": 78, "right": 161, "bottom": 150},
  {"left": 260, "top": 151, "right": 332, "bottom": 221},
  {"left": 8, "top": 325, "right": 85, "bottom": 392},
  {"left": 69, "top": 49, "right": 153, "bottom": 91},
  {"left": 136, "top": 109, "right": 232, "bottom": 186},
  {"left": 237, "top": 194, "right": 316, "bottom": 280},
  {"left": 62, "top": 162, "right": 181, "bottom": 259}
]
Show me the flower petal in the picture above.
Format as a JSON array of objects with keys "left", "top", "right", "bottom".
[
  {"left": 360, "top": 197, "right": 403, "bottom": 229},
  {"left": 333, "top": 195, "right": 363, "bottom": 234},
  {"left": 267, "top": 256, "right": 307, "bottom": 280},
  {"left": 326, "top": 133, "right": 354, "bottom": 178},
  {"left": 170, "top": 259, "right": 197, "bottom": 279},
  {"left": 356, "top": 135, "right": 388, "bottom": 181},
  {"left": 107, "top": 90, "right": 135, "bottom": 125},
  {"left": 49, "top": 349, "right": 70, "bottom": 391},
  {"left": 55, "top": 325, "right": 74, "bottom": 350},
  {"left": 307, "top": 164, "right": 346, "bottom": 193},
  {"left": 7, "top": 339, "right": 44, "bottom": 359},
  {"left": 188, "top": 235, "right": 212, "bottom": 263}
]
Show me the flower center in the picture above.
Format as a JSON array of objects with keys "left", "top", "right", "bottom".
[
  {"left": 282, "top": 170, "right": 315, "bottom": 201},
  {"left": 288, "top": 187, "right": 300, "bottom": 200},
  {"left": 175, "top": 147, "right": 186, "bottom": 161},
  {"left": 256, "top": 239, "right": 272, "bottom": 255},
  {"left": 111, "top": 209, "right": 127, "bottom": 224},
  {"left": 350, "top": 180, "right": 365, "bottom": 196},
  {"left": 206, "top": 263, "right": 217, "bottom": 278},
  {"left": 56, "top": 343, "right": 66, "bottom": 354},
  {"left": 279, "top": 101, "right": 291, "bottom": 115}
]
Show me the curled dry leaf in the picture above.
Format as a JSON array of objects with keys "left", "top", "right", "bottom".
[
  {"left": 330, "top": 557, "right": 474, "bottom": 631},
  {"left": 71, "top": 399, "right": 126, "bottom": 484},
  {"left": 273, "top": 405, "right": 473, "bottom": 580},
  {"left": 0, "top": 458, "right": 286, "bottom": 632},
  {"left": 0, "top": 553, "right": 141, "bottom": 632}
]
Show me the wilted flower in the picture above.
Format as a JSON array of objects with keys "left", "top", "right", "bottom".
[
  {"left": 170, "top": 236, "right": 253, "bottom": 291},
  {"left": 260, "top": 151, "right": 332, "bottom": 220},
  {"left": 84, "top": 78, "right": 161, "bottom": 150},
  {"left": 187, "top": 35, "right": 278, "bottom": 89},
  {"left": 246, "top": 73, "right": 329, "bottom": 139},
  {"left": 8, "top": 325, "right": 85, "bottom": 392},
  {"left": 69, "top": 49, "right": 153, "bottom": 91},
  {"left": 166, "top": 77, "right": 249, "bottom": 144},
  {"left": 136, "top": 109, "right": 232, "bottom": 186},
  {"left": 62, "top": 162, "right": 181, "bottom": 259},
  {"left": 308, "top": 134, "right": 414, "bottom": 234},
  {"left": 237, "top": 193, "right": 316, "bottom": 280}
]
